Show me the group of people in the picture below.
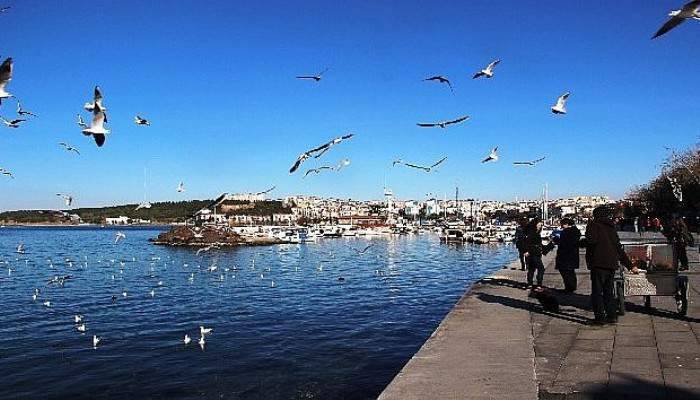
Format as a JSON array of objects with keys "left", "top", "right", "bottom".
[{"left": 514, "top": 205, "right": 640, "bottom": 325}]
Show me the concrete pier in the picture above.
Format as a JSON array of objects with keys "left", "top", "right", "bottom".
[{"left": 379, "top": 244, "right": 700, "bottom": 400}]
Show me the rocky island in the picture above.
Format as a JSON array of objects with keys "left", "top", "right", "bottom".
[{"left": 150, "top": 226, "right": 284, "bottom": 247}]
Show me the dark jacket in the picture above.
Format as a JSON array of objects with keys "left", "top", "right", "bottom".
[
  {"left": 524, "top": 228, "right": 544, "bottom": 257},
  {"left": 553, "top": 226, "right": 581, "bottom": 270},
  {"left": 585, "top": 217, "right": 631, "bottom": 270},
  {"left": 663, "top": 220, "right": 694, "bottom": 247},
  {"left": 514, "top": 226, "right": 527, "bottom": 251}
]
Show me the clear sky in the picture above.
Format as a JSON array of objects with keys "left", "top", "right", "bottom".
[{"left": 0, "top": 0, "right": 698, "bottom": 210}]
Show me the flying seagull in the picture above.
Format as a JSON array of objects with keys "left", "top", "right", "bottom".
[
  {"left": 81, "top": 103, "right": 109, "bottom": 147},
  {"left": 255, "top": 186, "right": 276, "bottom": 195},
  {"left": 423, "top": 75, "right": 453, "bottom": 92},
  {"left": 296, "top": 68, "right": 328, "bottom": 82},
  {"left": 346, "top": 244, "right": 374, "bottom": 254},
  {"left": 653, "top": 1, "right": 700, "bottom": 39},
  {"left": 134, "top": 115, "right": 150, "bottom": 126},
  {"left": 196, "top": 245, "right": 219, "bottom": 255},
  {"left": 0, "top": 168, "right": 14, "bottom": 179},
  {"left": 16, "top": 101, "right": 37, "bottom": 117},
  {"left": 76, "top": 114, "right": 88, "bottom": 129},
  {"left": 289, "top": 133, "right": 354, "bottom": 173},
  {"left": 176, "top": 182, "right": 185, "bottom": 193},
  {"left": 114, "top": 232, "right": 126, "bottom": 244},
  {"left": 513, "top": 157, "right": 545, "bottom": 166},
  {"left": 303, "top": 166, "right": 334, "bottom": 178},
  {"left": 551, "top": 92, "right": 570, "bottom": 115},
  {"left": 59, "top": 142, "right": 80, "bottom": 155},
  {"left": 56, "top": 193, "right": 73, "bottom": 206},
  {"left": 473, "top": 59, "right": 501, "bottom": 79},
  {"left": 482, "top": 147, "right": 499, "bottom": 163},
  {"left": 1, "top": 116, "right": 25, "bottom": 128},
  {"left": 0, "top": 57, "right": 13, "bottom": 105},
  {"left": 336, "top": 158, "right": 351, "bottom": 171},
  {"left": 0, "top": 6, "right": 10, "bottom": 14},
  {"left": 393, "top": 157, "right": 447, "bottom": 173},
  {"left": 417, "top": 115, "right": 469, "bottom": 128},
  {"left": 135, "top": 201, "right": 152, "bottom": 210}
]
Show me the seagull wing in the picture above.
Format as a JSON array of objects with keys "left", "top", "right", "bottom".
[
  {"left": 417, "top": 122, "right": 437, "bottom": 127},
  {"left": 94, "top": 86, "right": 103, "bottom": 103},
  {"left": 444, "top": 115, "right": 470, "bottom": 125},
  {"left": 10, "top": 119, "right": 25, "bottom": 124},
  {"left": 556, "top": 92, "right": 570, "bottom": 108},
  {"left": 403, "top": 162, "right": 429, "bottom": 172},
  {"left": 653, "top": 16, "right": 687, "bottom": 39},
  {"left": 93, "top": 134, "right": 106, "bottom": 147},
  {"left": 512, "top": 161, "right": 532, "bottom": 166},
  {"left": 303, "top": 169, "right": 318, "bottom": 177},
  {"left": 472, "top": 72, "right": 485, "bottom": 79},
  {"left": 430, "top": 156, "right": 447, "bottom": 169},
  {"left": 0, "top": 58, "right": 12, "bottom": 89},
  {"left": 289, "top": 155, "right": 306, "bottom": 174},
  {"left": 532, "top": 157, "right": 546, "bottom": 164}
]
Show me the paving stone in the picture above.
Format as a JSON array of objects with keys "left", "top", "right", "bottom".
[
  {"left": 577, "top": 328, "right": 615, "bottom": 340},
  {"left": 556, "top": 363, "right": 609, "bottom": 383},
  {"left": 654, "top": 331, "right": 698, "bottom": 343},
  {"left": 657, "top": 340, "right": 700, "bottom": 354},
  {"left": 653, "top": 321, "right": 693, "bottom": 332},
  {"left": 663, "top": 367, "right": 700, "bottom": 391},
  {"left": 564, "top": 350, "right": 611, "bottom": 365},
  {"left": 616, "top": 325, "right": 654, "bottom": 336},
  {"left": 572, "top": 339, "right": 614, "bottom": 352},
  {"left": 610, "top": 356, "right": 661, "bottom": 376},
  {"left": 615, "top": 335, "right": 656, "bottom": 347},
  {"left": 659, "top": 353, "right": 700, "bottom": 369},
  {"left": 612, "top": 346, "right": 658, "bottom": 360}
]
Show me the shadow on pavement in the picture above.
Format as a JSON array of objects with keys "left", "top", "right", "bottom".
[{"left": 539, "top": 373, "right": 699, "bottom": 400}]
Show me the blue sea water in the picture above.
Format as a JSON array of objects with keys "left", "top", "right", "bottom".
[{"left": 0, "top": 227, "right": 515, "bottom": 399}]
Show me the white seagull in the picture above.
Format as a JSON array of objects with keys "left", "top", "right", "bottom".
[
  {"left": 296, "top": 68, "right": 328, "bottom": 82},
  {"left": 16, "top": 101, "right": 38, "bottom": 117},
  {"left": 134, "top": 115, "right": 150, "bottom": 126},
  {"left": 417, "top": 115, "right": 469, "bottom": 129},
  {"left": 423, "top": 75, "right": 454, "bottom": 92},
  {"left": 653, "top": 1, "right": 700, "bottom": 39},
  {"left": 393, "top": 157, "right": 447, "bottom": 173},
  {"left": 1, "top": 116, "right": 25, "bottom": 128},
  {"left": 472, "top": 59, "right": 501, "bottom": 79},
  {"left": 74, "top": 314, "right": 83, "bottom": 323},
  {"left": 513, "top": 157, "right": 546, "bottom": 166},
  {"left": 83, "top": 86, "right": 106, "bottom": 116},
  {"left": 114, "top": 232, "right": 126, "bottom": 244},
  {"left": 200, "top": 326, "right": 213, "bottom": 336},
  {"left": 482, "top": 147, "right": 499, "bottom": 163},
  {"left": 16, "top": 242, "right": 25, "bottom": 254},
  {"left": 76, "top": 114, "right": 88, "bottom": 129},
  {"left": 81, "top": 103, "right": 110, "bottom": 147},
  {"left": 198, "top": 335, "right": 205, "bottom": 349},
  {"left": 176, "top": 182, "right": 185, "bottom": 193},
  {"left": 56, "top": 193, "right": 73, "bottom": 206},
  {"left": 92, "top": 335, "right": 100, "bottom": 348},
  {"left": 77, "top": 323, "right": 87, "bottom": 332},
  {"left": 289, "top": 133, "right": 354, "bottom": 173},
  {"left": 0, "top": 57, "right": 13, "bottom": 105},
  {"left": 551, "top": 92, "right": 570, "bottom": 115},
  {"left": 184, "top": 334, "right": 191, "bottom": 345},
  {"left": 59, "top": 142, "right": 80, "bottom": 155},
  {"left": 135, "top": 201, "right": 152, "bottom": 210},
  {"left": 303, "top": 166, "right": 334, "bottom": 178}
]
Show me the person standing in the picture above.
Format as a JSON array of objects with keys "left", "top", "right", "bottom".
[
  {"left": 551, "top": 218, "right": 581, "bottom": 293},
  {"left": 585, "top": 206, "right": 638, "bottom": 325},
  {"left": 524, "top": 218, "right": 546, "bottom": 289},
  {"left": 663, "top": 216, "right": 693, "bottom": 271},
  {"left": 514, "top": 218, "right": 528, "bottom": 271}
]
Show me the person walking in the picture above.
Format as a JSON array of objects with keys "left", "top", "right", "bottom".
[
  {"left": 663, "top": 216, "right": 693, "bottom": 271},
  {"left": 550, "top": 218, "right": 581, "bottom": 293},
  {"left": 523, "top": 218, "right": 546, "bottom": 289},
  {"left": 514, "top": 218, "right": 528, "bottom": 271},
  {"left": 585, "top": 206, "right": 638, "bottom": 325}
]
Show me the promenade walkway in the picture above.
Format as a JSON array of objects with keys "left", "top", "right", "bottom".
[{"left": 379, "top": 244, "right": 700, "bottom": 400}]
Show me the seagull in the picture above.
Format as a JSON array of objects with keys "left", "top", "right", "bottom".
[
  {"left": 1, "top": 169, "right": 14, "bottom": 179},
  {"left": 43, "top": 300, "right": 52, "bottom": 307},
  {"left": 551, "top": 92, "right": 570, "bottom": 115},
  {"left": 423, "top": 75, "right": 453, "bottom": 92},
  {"left": 92, "top": 335, "right": 100, "bottom": 348},
  {"left": 482, "top": 147, "right": 499, "bottom": 163},
  {"left": 59, "top": 142, "right": 80, "bottom": 155},
  {"left": 200, "top": 326, "right": 213, "bottom": 336},
  {"left": 472, "top": 59, "right": 501, "bottom": 79},
  {"left": 134, "top": 115, "right": 150, "bottom": 126},
  {"left": 115, "top": 232, "right": 126, "bottom": 244},
  {"left": 16, "top": 101, "right": 37, "bottom": 117},
  {"left": 296, "top": 68, "right": 328, "bottom": 82},
  {"left": 184, "top": 334, "right": 191, "bottom": 345},
  {"left": 513, "top": 157, "right": 546, "bottom": 166},
  {"left": 83, "top": 86, "right": 106, "bottom": 117},
  {"left": 346, "top": 244, "right": 374, "bottom": 254},
  {"left": 149, "top": 289, "right": 155, "bottom": 297},
  {"left": 393, "top": 156, "right": 447, "bottom": 173},
  {"left": 0, "top": 6, "right": 10, "bottom": 14},
  {"left": 653, "top": 1, "right": 700, "bottom": 39},
  {"left": 0, "top": 57, "right": 13, "bottom": 105},
  {"left": 196, "top": 245, "right": 218, "bottom": 256},
  {"left": 135, "top": 201, "right": 152, "bottom": 210},
  {"left": 1, "top": 116, "right": 26, "bottom": 128},
  {"left": 336, "top": 158, "right": 351, "bottom": 171},
  {"left": 198, "top": 335, "right": 205, "bottom": 349},
  {"left": 74, "top": 314, "right": 83, "bottom": 323},
  {"left": 76, "top": 323, "right": 87, "bottom": 333},
  {"left": 176, "top": 182, "right": 185, "bottom": 193},
  {"left": 289, "top": 133, "right": 354, "bottom": 173},
  {"left": 303, "top": 166, "right": 334, "bottom": 178},
  {"left": 255, "top": 185, "right": 276, "bottom": 195},
  {"left": 16, "top": 242, "right": 24, "bottom": 254},
  {"left": 417, "top": 115, "right": 469, "bottom": 129},
  {"left": 81, "top": 103, "right": 109, "bottom": 147},
  {"left": 76, "top": 114, "right": 88, "bottom": 129},
  {"left": 56, "top": 193, "right": 73, "bottom": 207}
]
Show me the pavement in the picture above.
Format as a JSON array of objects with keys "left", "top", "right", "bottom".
[{"left": 379, "top": 240, "right": 700, "bottom": 400}]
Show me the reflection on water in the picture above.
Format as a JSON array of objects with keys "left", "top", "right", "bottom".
[{"left": 0, "top": 227, "right": 515, "bottom": 399}]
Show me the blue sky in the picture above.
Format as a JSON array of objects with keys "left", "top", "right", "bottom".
[{"left": 0, "top": 0, "right": 698, "bottom": 210}]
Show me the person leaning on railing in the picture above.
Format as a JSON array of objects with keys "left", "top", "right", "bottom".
[{"left": 584, "top": 205, "right": 640, "bottom": 325}]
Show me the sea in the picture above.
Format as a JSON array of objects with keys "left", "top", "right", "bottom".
[{"left": 0, "top": 226, "right": 516, "bottom": 399}]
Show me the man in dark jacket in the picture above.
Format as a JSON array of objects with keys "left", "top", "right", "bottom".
[
  {"left": 514, "top": 218, "right": 528, "bottom": 271},
  {"left": 585, "top": 206, "right": 639, "bottom": 324},
  {"left": 550, "top": 218, "right": 581, "bottom": 293},
  {"left": 663, "top": 216, "right": 693, "bottom": 271},
  {"left": 524, "top": 218, "right": 545, "bottom": 289}
]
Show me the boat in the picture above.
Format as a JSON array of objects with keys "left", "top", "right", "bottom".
[{"left": 440, "top": 227, "right": 467, "bottom": 243}]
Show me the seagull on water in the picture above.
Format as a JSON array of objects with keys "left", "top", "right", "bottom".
[
  {"left": 115, "top": 232, "right": 126, "bottom": 244},
  {"left": 0, "top": 57, "right": 13, "bottom": 105},
  {"left": 551, "top": 92, "right": 570, "bottom": 115},
  {"left": 77, "top": 323, "right": 87, "bottom": 332},
  {"left": 417, "top": 115, "right": 469, "bottom": 129},
  {"left": 472, "top": 59, "right": 501, "bottom": 79},
  {"left": 482, "top": 147, "right": 499, "bottom": 163},
  {"left": 653, "top": 1, "right": 700, "bottom": 39},
  {"left": 513, "top": 157, "right": 546, "bottom": 166},
  {"left": 176, "top": 181, "right": 185, "bottom": 193},
  {"left": 289, "top": 133, "right": 354, "bottom": 173},
  {"left": 16, "top": 101, "right": 37, "bottom": 117},
  {"left": 198, "top": 335, "right": 206, "bottom": 349},
  {"left": 423, "top": 75, "right": 453, "bottom": 92},
  {"left": 134, "top": 115, "right": 150, "bottom": 126},
  {"left": 59, "top": 142, "right": 80, "bottom": 155},
  {"left": 393, "top": 156, "right": 447, "bottom": 173},
  {"left": 16, "top": 242, "right": 25, "bottom": 254},
  {"left": 200, "top": 326, "right": 213, "bottom": 336},
  {"left": 81, "top": 103, "right": 109, "bottom": 147},
  {"left": 184, "top": 334, "right": 191, "bottom": 345},
  {"left": 296, "top": 68, "right": 328, "bottom": 82},
  {"left": 43, "top": 300, "right": 52, "bottom": 307},
  {"left": 75, "top": 314, "right": 83, "bottom": 323},
  {"left": 92, "top": 335, "right": 100, "bottom": 348},
  {"left": 56, "top": 193, "right": 73, "bottom": 207},
  {"left": 1, "top": 116, "right": 26, "bottom": 128}
]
